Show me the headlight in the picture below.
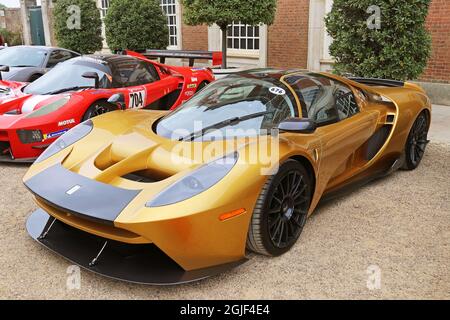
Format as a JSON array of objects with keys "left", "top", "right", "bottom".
[
  {"left": 35, "top": 120, "right": 93, "bottom": 163},
  {"left": 146, "top": 152, "right": 239, "bottom": 207},
  {"left": 25, "top": 96, "right": 70, "bottom": 119}
]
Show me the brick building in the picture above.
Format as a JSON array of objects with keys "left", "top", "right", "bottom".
[
  {"left": 0, "top": 7, "right": 22, "bottom": 39},
  {"left": 102, "top": 0, "right": 450, "bottom": 85},
  {"left": 421, "top": 0, "right": 450, "bottom": 84},
  {"left": 17, "top": 0, "right": 450, "bottom": 87}
]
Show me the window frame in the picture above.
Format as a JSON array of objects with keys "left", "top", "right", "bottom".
[
  {"left": 226, "top": 22, "right": 261, "bottom": 54},
  {"left": 111, "top": 59, "right": 160, "bottom": 88},
  {"left": 286, "top": 73, "right": 361, "bottom": 127},
  {"left": 160, "top": 0, "right": 182, "bottom": 49},
  {"left": 46, "top": 49, "right": 76, "bottom": 69}
]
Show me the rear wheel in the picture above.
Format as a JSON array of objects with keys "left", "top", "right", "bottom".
[
  {"left": 247, "top": 160, "right": 313, "bottom": 256},
  {"left": 402, "top": 111, "right": 429, "bottom": 170},
  {"left": 82, "top": 100, "right": 116, "bottom": 121}
]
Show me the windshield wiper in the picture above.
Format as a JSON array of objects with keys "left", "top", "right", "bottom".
[
  {"left": 179, "top": 111, "right": 274, "bottom": 142},
  {"left": 43, "top": 86, "right": 95, "bottom": 95}
]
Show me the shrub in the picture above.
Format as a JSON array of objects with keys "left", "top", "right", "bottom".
[
  {"left": 0, "top": 28, "right": 23, "bottom": 46},
  {"left": 325, "top": 0, "right": 432, "bottom": 80},
  {"left": 104, "top": 0, "right": 169, "bottom": 52},
  {"left": 53, "top": 0, "right": 103, "bottom": 54}
]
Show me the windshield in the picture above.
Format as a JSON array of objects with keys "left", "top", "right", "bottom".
[
  {"left": 0, "top": 47, "right": 47, "bottom": 67},
  {"left": 24, "top": 58, "right": 112, "bottom": 95},
  {"left": 157, "top": 76, "right": 297, "bottom": 141}
]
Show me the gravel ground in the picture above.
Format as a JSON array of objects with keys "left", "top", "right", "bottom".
[{"left": 0, "top": 143, "right": 448, "bottom": 300}]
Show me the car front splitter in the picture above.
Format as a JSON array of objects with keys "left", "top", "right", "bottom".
[{"left": 26, "top": 209, "right": 248, "bottom": 285}]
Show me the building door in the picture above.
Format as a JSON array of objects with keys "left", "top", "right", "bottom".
[{"left": 29, "top": 6, "right": 45, "bottom": 46}]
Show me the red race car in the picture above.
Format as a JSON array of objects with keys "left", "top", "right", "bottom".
[{"left": 0, "top": 50, "right": 216, "bottom": 162}]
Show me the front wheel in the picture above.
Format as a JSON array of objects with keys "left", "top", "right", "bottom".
[
  {"left": 247, "top": 160, "right": 313, "bottom": 256},
  {"left": 82, "top": 101, "right": 116, "bottom": 121},
  {"left": 402, "top": 111, "right": 430, "bottom": 170}
]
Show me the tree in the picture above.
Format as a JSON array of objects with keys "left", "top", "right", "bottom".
[
  {"left": 53, "top": 0, "right": 103, "bottom": 54},
  {"left": 181, "top": 0, "right": 277, "bottom": 68},
  {"left": 104, "top": 0, "right": 169, "bottom": 52},
  {"left": 325, "top": 0, "right": 432, "bottom": 81}
]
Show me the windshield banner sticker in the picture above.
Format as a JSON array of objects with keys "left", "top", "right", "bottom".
[{"left": 269, "top": 87, "right": 286, "bottom": 95}]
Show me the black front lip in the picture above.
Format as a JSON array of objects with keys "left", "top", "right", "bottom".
[
  {"left": 0, "top": 155, "right": 36, "bottom": 163},
  {"left": 26, "top": 209, "right": 248, "bottom": 285},
  {"left": 24, "top": 164, "right": 141, "bottom": 225}
]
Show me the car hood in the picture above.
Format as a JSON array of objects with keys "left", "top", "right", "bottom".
[
  {"left": 25, "top": 109, "right": 279, "bottom": 186},
  {"left": 0, "top": 88, "right": 72, "bottom": 118},
  {"left": 1, "top": 66, "right": 36, "bottom": 80}
]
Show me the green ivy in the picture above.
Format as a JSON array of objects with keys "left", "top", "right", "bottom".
[
  {"left": 325, "top": 0, "right": 432, "bottom": 81},
  {"left": 104, "top": 0, "right": 169, "bottom": 52},
  {"left": 0, "top": 28, "right": 23, "bottom": 46},
  {"left": 53, "top": 0, "right": 103, "bottom": 54}
]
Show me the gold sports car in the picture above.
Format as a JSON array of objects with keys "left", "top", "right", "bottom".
[{"left": 23, "top": 69, "right": 431, "bottom": 284}]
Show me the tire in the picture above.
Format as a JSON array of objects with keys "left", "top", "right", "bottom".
[
  {"left": 196, "top": 81, "right": 209, "bottom": 93},
  {"left": 247, "top": 160, "right": 313, "bottom": 256},
  {"left": 401, "top": 111, "right": 430, "bottom": 170},
  {"left": 82, "top": 100, "right": 116, "bottom": 121},
  {"left": 28, "top": 74, "right": 42, "bottom": 82}
]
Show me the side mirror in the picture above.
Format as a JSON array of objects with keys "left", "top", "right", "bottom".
[
  {"left": 82, "top": 71, "right": 99, "bottom": 88},
  {"left": 0, "top": 65, "right": 10, "bottom": 81},
  {"left": 278, "top": 118, "right": 317, "bottom": 134},
  {"left": 107, "top": 93, "right": 126, "bottom": 110}
]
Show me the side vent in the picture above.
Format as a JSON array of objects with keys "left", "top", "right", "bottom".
[
  {"left": 386, "top": 113, "right": 396, "bottom": 124},
  {"left": 365, "top": 125, "right": 392, "bottom": 161}
]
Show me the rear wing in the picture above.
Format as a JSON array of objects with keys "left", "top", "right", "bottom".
[
  {"left": 130, "top": 49, "right": 223, "bottom": 67},
  {"left": 348, "top": 77, "right": 405, "bottom": 87}
]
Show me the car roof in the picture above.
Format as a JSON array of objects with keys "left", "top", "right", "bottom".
[{"left": 3, "top": 45, "right": 80, "bottom": 54}]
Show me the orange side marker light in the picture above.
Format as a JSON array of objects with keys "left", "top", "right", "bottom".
[{"left": 219, "top": 208, "right": 246, "bottom": 221}]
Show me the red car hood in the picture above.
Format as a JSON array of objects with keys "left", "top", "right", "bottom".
[{"left": 0, "top": 79, "right": 70, "bottom": 117}]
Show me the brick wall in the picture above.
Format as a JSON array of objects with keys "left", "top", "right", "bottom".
[
  {"left": 180, "top": 6, "right": 208, "bottom": 51},
  {"left": 181, "top": 24, "right": 208, "bottom": 51},
  {"left": 1, "top": 8, "right": 23, "bottom": 35},
  {"left": 267, "top": 0, "right": 310, "bottom": 69},
  {"left": 421, "top": 0, "right": 450, "bottom": 83}
]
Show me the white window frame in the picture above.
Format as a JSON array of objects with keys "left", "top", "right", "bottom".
[
  {"left": 99, "top": 0, "right": 110, "bottom": 19},
  {"left": 208, "top": 24, "right": 267, "bottom": 68},
  {"left": 160, "top": 0, "right": 182, "bottom": 50},
  {"left": 226, "top": 22, "right": 261, "bottom": 56}
]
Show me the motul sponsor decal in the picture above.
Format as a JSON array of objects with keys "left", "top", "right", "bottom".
[{"left": 58, "top": 119, "right": 75, "bottom": 127}]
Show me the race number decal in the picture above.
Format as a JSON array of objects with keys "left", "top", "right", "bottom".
[{"left": 129, "top": 90, "right": 146, "bottom": 109}]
